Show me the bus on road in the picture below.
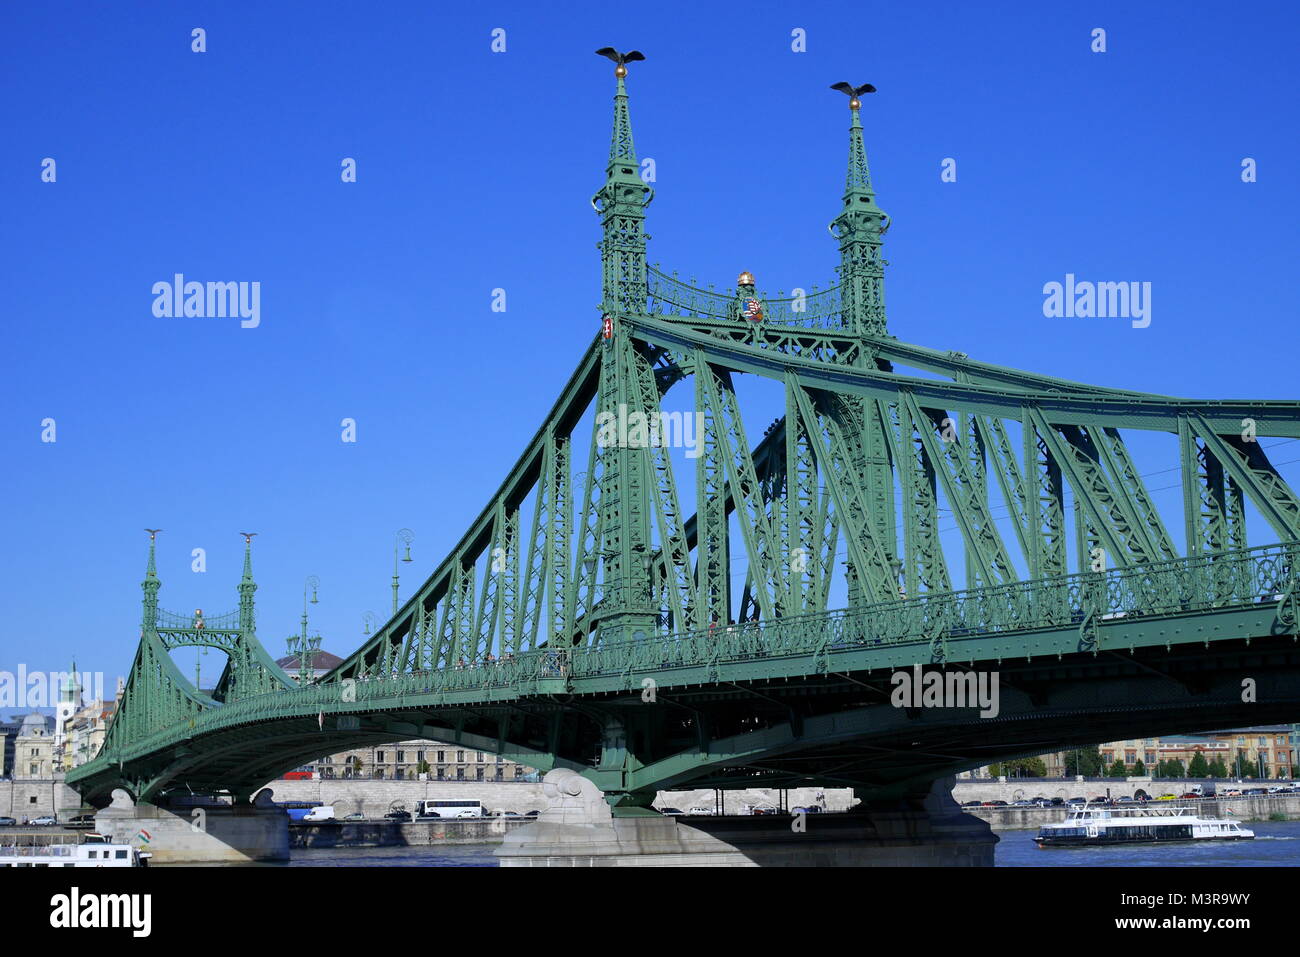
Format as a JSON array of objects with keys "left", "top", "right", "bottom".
[{"left": 417, "top": 800, "right": 483, "bottom": 819}]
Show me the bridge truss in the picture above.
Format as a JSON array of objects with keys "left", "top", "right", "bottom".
[{"left": 70, "top": 63, "right": 1300, "bottom": 809}]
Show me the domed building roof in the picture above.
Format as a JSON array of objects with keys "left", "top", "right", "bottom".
[{"left": 17, "top": 712, "right": 53, "bottom": 737}]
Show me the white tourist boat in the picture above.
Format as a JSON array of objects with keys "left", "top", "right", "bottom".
[
  {"left": 0, "top": 832, "right": 151, "bottom": 867},
  {"left": 1035, "top": 805, "right": 1253, "bottom": 847}
]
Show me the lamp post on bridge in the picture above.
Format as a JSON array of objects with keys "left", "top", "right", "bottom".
[
  {"left": 290, "top": 576, "right": 320, "bottom": 684},
  {"left": 287, "top": 633, "right": 322, "bottom": 686},
  {"left": 302, "top": 576, "right": 319, "bottom": 639},
  {"left": 393, "top": 529, "right": 414, "bottom": 616}
]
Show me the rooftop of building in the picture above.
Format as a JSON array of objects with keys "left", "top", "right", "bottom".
[
  {"left": 15, "top": 712, "right": 53, "bottom": 736},
  {"left": 274, "top": 650, "right": 345, "bottom": 671}
]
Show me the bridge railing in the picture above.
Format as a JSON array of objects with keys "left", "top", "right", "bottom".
[
  {"left": 646, "top": 267, "right": 845, "bottom": 330},
  {"left": 154, "top": 607, "right": 240, "bottom": 630},
  {"left": 568, "top": 541, "right": 1297, "bottom": 676}
]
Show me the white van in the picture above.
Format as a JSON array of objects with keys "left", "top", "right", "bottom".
[{"left": 303, "top": 805, "right": 336, "bottom": 822}]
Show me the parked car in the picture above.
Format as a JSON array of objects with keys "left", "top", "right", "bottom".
[
  {"left": 1049, "top": 797, "right": 1066, "bottom": 806},
  {"left": 303, "top": 806, "right": 336, "bottom": 822},
  {"left": 1116, "top": 796, "right": 1135, "bottom": 804},
  {"left": 30, "top": 816, "right": 57, "bottom": 826},
  {"left": 1011, "top": 800, "right": 1033, "bottom": 807},
  {"left": 1222, "top": 789, "right": 1242, "bottom": 797},
  {"left": 686, "top": 806, "right": 713, "bottom": 816},
  {"left": 0, "top": 817, "right": 15, "bottom": 827},
  {"left": 1066, "top": 797, "right": 1086, "bottom": 805},
  {"left": 960, "top": 800, "right": 982, "bottom": 807},
  {"left": 1157, "top": 793, "right": 1177, "bottom": 800},
  {"left": 525, "top": 810, "right": 540, "bottom": 818},
  {"left": 658, "top": 807, "right": 684, "bottom": 815},
  {"left": 792, "top": 805, "right": 824, "bottom": 814},
  {"left": 66, "top": 813, "right": 96, "bottom": 828},
  {"left": 751, "top": 805, "right": 780, "bottom": 816},
  {"left": 384, "top": 810, "right": 412, "bottom": 822},
  {"left": 1178, "top": 792, "right": 1201, "bottom": 799},
  {"left": 342, "top": 812, "right": 366, "bottom": 821}
]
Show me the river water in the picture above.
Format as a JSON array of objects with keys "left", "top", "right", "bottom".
[{"left": 283, "top": 820, "right": 1300, "bottom": 867}]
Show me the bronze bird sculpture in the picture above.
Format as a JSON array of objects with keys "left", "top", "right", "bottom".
[{"left": 596, "top": 47, "right": 646, "bottom": 77}]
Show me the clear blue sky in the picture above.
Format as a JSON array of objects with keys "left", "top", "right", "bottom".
[{"left": 3, "top": 1, "right": 1297, "bottom": 698}]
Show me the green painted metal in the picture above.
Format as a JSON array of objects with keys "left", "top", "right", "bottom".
[
  {"left": 831, "top": 96, "right": 890, "bottom": 337},
  {"left": 68, "top": 64, "right": 1300, "bottom": 810}
]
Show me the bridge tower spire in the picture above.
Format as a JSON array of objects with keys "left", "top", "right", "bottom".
[
  {"left": 238, "top": 533, "right": 257, "bottom": 633},
  {"left": 141, "top": 529, "right": 161, "bottom": 630},
  {"left": 586, "top": 48, "right": 657, "bottom": 643},
  {"left": 593, "top": 47, "right": 652, "bottom": 319},
  {"left": 829, "top": 84, "right": 890, "bottom": 337}
]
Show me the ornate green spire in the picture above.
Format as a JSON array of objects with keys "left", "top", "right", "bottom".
[
  {"left": 844, "top": 101, "right": 875, "bottom": 196},
  {"left": 829, "top": 84, "right": 890, "bottom": 337},
  {"left": 141, "top": 529, "right": 161, "bottom": 629},
  {"left": 592, "top": 48, "right": 652, "bottom": 320},
  {"left": 609, "top": 73, "right": 637, "bottom": 168},
  {"left": 238, "top": 532, "right": 257, "bottom": 632},
  {"left": 589, "top": 47, "right": 655, "bottom": 641}
]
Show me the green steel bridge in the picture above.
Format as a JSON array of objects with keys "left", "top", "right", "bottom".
[{"left": 69, "top": 59, "right": 1300, "bottom": 813}]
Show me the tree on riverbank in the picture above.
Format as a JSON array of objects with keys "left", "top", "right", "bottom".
[
  {"left": 1064, "top": 747, "right": 1104, "bottom": 776},
  {"left": 988, "top": 757, "right": 1048, "bottom": 777}
]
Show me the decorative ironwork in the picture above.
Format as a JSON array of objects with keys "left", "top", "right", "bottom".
[{"left": 647, "top": 267, "right": 844, "bottom": 329}]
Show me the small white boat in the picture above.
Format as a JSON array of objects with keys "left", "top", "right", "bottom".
[
  {"left": 0, "top": 831, "right": 152, "bottom": 867},
  {"left": 1035, "top": 805, "right": 1253, "bottom": 847}
]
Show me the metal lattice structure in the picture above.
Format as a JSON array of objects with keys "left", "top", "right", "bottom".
[{"left": 70, "top": 62, "right": 1300, "bottom": 809}]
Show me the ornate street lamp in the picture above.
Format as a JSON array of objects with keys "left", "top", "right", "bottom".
[
  {"left": 393, "top": 529, "right": 414, "bottom": 616},
  {"left": 289, "top": 575, "right": 320, "bottom": 684},
  {"left": 302, "top": 575, "right": 320, "bottom": 637}
]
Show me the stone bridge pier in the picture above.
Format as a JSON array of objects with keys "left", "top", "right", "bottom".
[
  {"left": 495, "top": 770, "right": 997, "bottom": 866},
  {"left": 93, "top": 788, "right": 290, "bottom": 864}
]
